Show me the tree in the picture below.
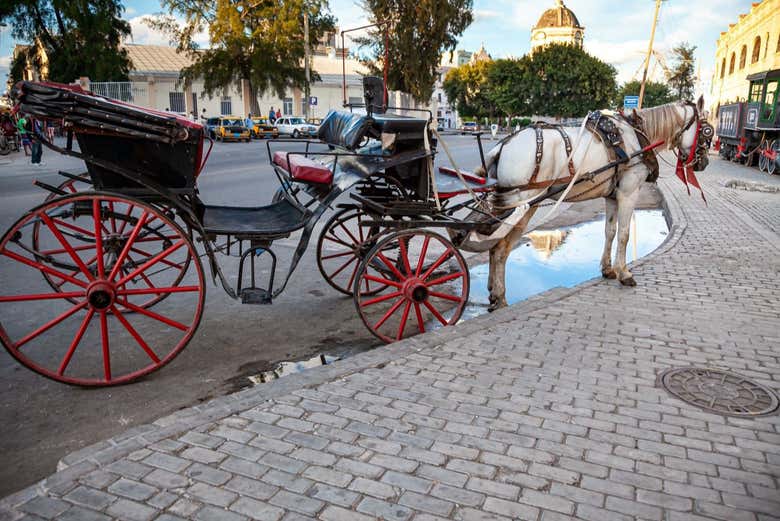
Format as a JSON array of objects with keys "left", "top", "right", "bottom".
[
  {"left": 525, "top": 44, "right": 617, "bottom": 118},
  {"left": 1, "top": 0, "right": 131, "bottom": 83},
  {"left": 667, "top": 42, "right": 696, "bottom": 101},
  {"left": 441, "top": 59, "right": 496, "bottom": 119},
  {"left": 150, "top": 0, "right": 335, "bottom": 114},
  {"left": 486, "top": 57, "right": 533, "bottom": 118},
  {"left": 616, "top": 80, "right": 674, "bottom": 108},
  {"left": 356, "top": 0, "right": 473, "bottom": 102}
]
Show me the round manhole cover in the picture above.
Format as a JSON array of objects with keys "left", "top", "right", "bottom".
[{"left": 659, "top": 367, "right": 779, "bottom": 417}]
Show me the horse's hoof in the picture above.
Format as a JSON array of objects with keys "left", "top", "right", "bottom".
[
  {"left": 602, "top": 269, "right": 617, "bottom": 279},
  {"left": 620, "top": 277, "right": 637, "bottom": 287}
]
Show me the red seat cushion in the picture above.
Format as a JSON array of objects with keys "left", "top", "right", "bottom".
[{"left": 272, "top": 151, "right": 333, "bottom": 185}]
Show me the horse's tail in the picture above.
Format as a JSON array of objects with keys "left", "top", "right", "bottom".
[{"left": 474, "top": 142, "right": 504, "bottom": 178}]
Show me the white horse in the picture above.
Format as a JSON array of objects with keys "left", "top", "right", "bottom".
[{"left": 478, "top": 96, "right": 708, "bottom": 311}]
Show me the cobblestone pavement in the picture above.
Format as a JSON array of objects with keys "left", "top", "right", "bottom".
[{"left": 1, "top": 158, "right": 779, "bottom": 521}]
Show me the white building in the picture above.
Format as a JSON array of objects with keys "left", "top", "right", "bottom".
[
  {"left": 430, "top": 49, "right": 474, "bottom": 129},
  {"left": 530, "top": 0, "right": 585, "bottom": 54}
]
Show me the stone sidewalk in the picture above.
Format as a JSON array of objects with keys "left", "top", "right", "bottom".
[{"left": 1, "top": 161, "right": 779, "bottom": 521}]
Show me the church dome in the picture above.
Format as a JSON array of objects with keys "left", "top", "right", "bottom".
[{"left": 534, "top": 0, "right": 583, "bottom": 30}]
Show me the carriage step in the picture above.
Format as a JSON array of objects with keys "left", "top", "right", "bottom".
[{"left": 240, "top": 288, "right": 273, "bottom": 305}]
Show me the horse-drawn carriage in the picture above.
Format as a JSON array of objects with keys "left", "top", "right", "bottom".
[{"left": 0, "top": 78, "right": 500, "bottom": 386}]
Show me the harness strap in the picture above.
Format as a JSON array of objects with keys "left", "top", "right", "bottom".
[{"left": 531, "top": 125, "right": 544, "bottom": 180}]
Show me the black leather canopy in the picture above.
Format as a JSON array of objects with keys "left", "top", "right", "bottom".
[{"left": 317, "top": 110, "right": 374, "bottom": 150}]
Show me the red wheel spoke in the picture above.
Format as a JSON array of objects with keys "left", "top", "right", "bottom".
[
  {"left": 127, "top": 252, "right": 158, "bottom": 290},
  {"left": 423, "top": 300, "right": 449, "bottom": 325},
  {"left": 108, "top": 202, "right": 117, "bottom": 234},
  {"left": 111, "top": 305, "right": 160, "bottom": 363},
  {"left": 118, "top": 286, "right": 200, "bottom": 296},
  {"left": 134, "top": 235, "right": 182, "bottom": 244},
  {"left": 396, "top": 301, "right": 412, "bottom": 340},
  {"left": 421, "top": 248, "right": 454, "bottom": 281},
  {"left": 57, "top": 309, "right": 94, "bottom": 375},
  {"left": 117, "top": 298, "right": 189, "bottom": 331},
  {"left": 115, "top": 240, "right": 186, "bottom": 287},
  {"left": 427, "top": 271, "right": 465, "bottom": 287},
  {"left": 93, "top": 200, "right": 106, "bottom": 279},
  {"left": 373, "top": 297, "right": 405, "bottom": 331},
  {"left": 1, "top": 249, "right": 88, "bottom": 288},
  {"left": 338, "top": 222, "right": 360, "bottom": 245},
  {"left": 40, "top": 244, "right": 94, "bottom": 255},
  {"left": 363, "top": 274, "right": 401, "bottom": 288},
  {"left": 50, "top": 218, "right": 95, "bottom": 237},
  {"left": 361, "top": 291, "right": 402, "bottom": 307},
  {"left": 99, "top": 311, "right": 111, "bottom": 381},
  {"left": 377, "top": 252, "right": 405, "bottom": 281},
  {"left": 323, "top": 234, "right": 352, "bottom": 249},
  {"left": 321, "top": 250, "right": 354, "bottom": 261},
  {"left": 39, "top": 213, "right": 96, "bottom": 281},
  {"left": 415, "top": 236, "right": 431, "bottom": 276},
  {"left": 116, "top": 205, "right": 135, "bottom": 235},
  {"left": 414, "top": 303, "right": 426, "bottom": 333},
  {"left": 347, "top": 260, "right": 360, "bottom": 292},
  {"left": 429, "top": 290, "right": 463, "bottom": 303},
  {"left": 14, "top": 301, "right": 88, "bottom": 348},
  {"left": 129, "top": 246, "right": 184, "bottom": 270},
  {"left": 0, "top": 291, "right": 84, "bottom": 303},
  {"left": 398, "top": 239, "right": 412, "bottom": 276},
  {"left": 327, "top": 255, "right": 356, "bottom": 280},
  {"left": 66, "top": 182, "right": 78, "bottom": 194},
  {"left": 109, "top": 211, "right": 148, "bottom": 281}
]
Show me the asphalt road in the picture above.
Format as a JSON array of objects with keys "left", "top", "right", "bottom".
[{"left": 0, "top": 133, "right": 488, "bottom": 496}]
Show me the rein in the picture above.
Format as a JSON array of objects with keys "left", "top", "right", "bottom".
[{"left": 671, "top": 103, "right": 707, "bottom": 202}]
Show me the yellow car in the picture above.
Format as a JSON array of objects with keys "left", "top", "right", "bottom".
[
  {"left": 250, "top": 118, "right": 279, "bottom": 139},
  {"left": 216, "top": 117, "right": 250, "bottom": 142}
]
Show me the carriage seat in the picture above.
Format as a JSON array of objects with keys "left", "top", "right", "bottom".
[
  {"left": 272, "top": 151, "right": 333, "bottom": 185},
  {"left": 317, "top": 110, "right": 374, "bottom": 150}
]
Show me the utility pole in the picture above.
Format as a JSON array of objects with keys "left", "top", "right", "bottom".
[
  {"left": 638, "top": 0, "right": 664, "bottom": 109},
  {"left": 303, "top": 10, "right": 310, "bottom": 119}
]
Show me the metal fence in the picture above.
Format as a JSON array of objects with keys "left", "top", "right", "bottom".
[{"left": 90, "top": 82, "right": 149, "bottom": 106}]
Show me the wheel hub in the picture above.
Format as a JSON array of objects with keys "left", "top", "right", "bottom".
[
  {"left": 403, "top": 278, "right": 429, "bottom": 303},
  {"left": 87, "top": 280, "right": 116, "bottom": 310}
]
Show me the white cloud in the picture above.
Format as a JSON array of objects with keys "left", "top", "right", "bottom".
[
  {"left": 475, "top": 10, "right": 501, "bottom": 22},
  {"left": 0, "top": 55, "right": 11, "bottom": 68},
  {"left": 126, "top": 15, "right": 209, "bottom": 48},
  {"left": 125, "top": 6, "right": 137, "bottom": 16}
]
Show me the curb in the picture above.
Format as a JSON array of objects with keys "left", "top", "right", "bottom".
[{"left": 0, "top": 180, "right": 687, "bottom": 512}]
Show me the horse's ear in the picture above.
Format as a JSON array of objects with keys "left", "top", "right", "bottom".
[{"left": 697, "top": 95, "right": 704, "bottom": 112}]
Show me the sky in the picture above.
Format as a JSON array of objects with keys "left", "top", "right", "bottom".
[{"left": 0, "top": 0, "right": 761, "bottom": 97}]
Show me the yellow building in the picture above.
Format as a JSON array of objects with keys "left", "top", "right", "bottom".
[
  {"left": 710, "top": 0, "right": 780, "bottom": 114},
  {"left": 530, "top": 0, "right": 585, "bottom": 54}
]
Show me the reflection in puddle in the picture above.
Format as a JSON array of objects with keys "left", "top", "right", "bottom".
[
  {"left": 247, "top": 354, "right": 340, "bottom": 385},
  {"left": 465, "top": 210, "right": 668, "bottom": 318}
]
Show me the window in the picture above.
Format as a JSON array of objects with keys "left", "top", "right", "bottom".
[
  {"left": 437, "top": 93, "right": 442, "bottom": 103},
  {"left": 283, "top": 98, "right": 293, "bottom": 115},
  {"left": 168, "top": 92, "right": 185, "bottom": 113},
  {"left": 720, "top": 58, "right": 726, "bottom": 79},
  {"left": 749, "top": 82, "right": 763, "bottom": 103},
  {"left": 300, "top": 98, "right": 308, "bottom": 115},
  {"left": 762, "top": 80, "right": 778, "bottom": 121},
  {"left": 739, "top": 45, "right": 747, "bottom": 69},
  {"left": 729, "top": 53, "right": 735, "bottom": 74},
  {"left": 191, "top": 93, "right": 198, "bottom": 115},
  {"left": 752, "top": 36, "right": 761, "bottom": 64},
  {"left": 220, "top": 96, "right": 232, "bottom": 115}
]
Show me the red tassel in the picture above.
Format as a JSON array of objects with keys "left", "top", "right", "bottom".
[
  {"left": 686, "top": 166, "right": 707, "bottom": 204},
  {"left": 676, "top": 159, "right": 691, "bottom": 195}
]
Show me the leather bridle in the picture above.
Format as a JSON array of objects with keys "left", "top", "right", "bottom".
[{"left": 672, "top": 102, "right": 710, "bottom": 202}]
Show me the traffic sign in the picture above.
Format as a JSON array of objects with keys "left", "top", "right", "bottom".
[
  {"left": 624, "top": 95, "right": 639, "bottom": 110},
  {"left": 309, "top": 96, "right": 318, "bottom": 106}
]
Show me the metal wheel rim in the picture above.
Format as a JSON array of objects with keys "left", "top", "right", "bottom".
[{"left": 0, "top": 192, "right": 206, "bottom": 386}]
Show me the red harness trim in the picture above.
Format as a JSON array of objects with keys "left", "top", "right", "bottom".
[{"left": 675, "top": 120, "right": 706, "bottom": 203}]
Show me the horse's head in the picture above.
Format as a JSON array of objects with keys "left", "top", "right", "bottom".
[{"left": 671, "top": 95, "right": 713, "bottom": 172}]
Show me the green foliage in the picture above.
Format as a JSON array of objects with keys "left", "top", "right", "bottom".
[
  {"left": 486, "top": 57, "right": 533, "bottom": 117},
  {"left": 1, "top": 0, "right": 131, "bottom": 83},
  {"left": 615, "top": 80, "right": 673, "bottom": 109},
  {"left": 667, "top": 42, "right": 696, "bottom": 101},
  {"left": 356, "top": 0, "right": 473, "bottom": 102},
  {"left": 442, "top": 59, "right": 495, "bottom": 118},
  {"left": 151, "top": 0, "right": 335, "bottom": 112}
]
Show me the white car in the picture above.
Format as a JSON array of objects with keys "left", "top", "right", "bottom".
[{"left": 275, "top": 117, "right": 318, "bottom": 138}]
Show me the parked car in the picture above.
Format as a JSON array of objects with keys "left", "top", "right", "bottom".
[
  {"left": 460, "top": 121, "right": 481, "bottom": 134},
  {"left": 204, "top": 117, "right": 220, "bottom": 140},
  {"left": 250, "top": 117, "right": 279, "bottom": 139},
  {"left": 275, "top": 116, "right": 318, "bottom": 138},
  {"left": 215, "top": 117, "right": 251, "bottom": 142}
]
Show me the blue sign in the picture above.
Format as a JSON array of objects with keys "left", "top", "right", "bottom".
[
  {"left": 309, "top": 96, "right": 318, "bottom": 106},
  {"left": 624, "top": 95, "right": 639, "bottom": 110}
]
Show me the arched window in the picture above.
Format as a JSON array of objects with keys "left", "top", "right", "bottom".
[
  {"left": 739, "top": 46, "right": 747, "bottom": 69},
  {"left": 752, "top": 36, "right": 761, "bottom": 63},
  {"left": 729, "top": 52, "right": 735, "bottom": 74},
  {"left": 720, "top": 58, "right": 726, "bottom": 79}
]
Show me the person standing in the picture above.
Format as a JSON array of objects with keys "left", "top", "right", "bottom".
[
  {"left": 17, "top": 114, "right": 31, "bottom": 156},
  {"left": 268, "top": 106, "right": 276, "bottom": 123},
  {"left": 276, "top": 107, "right": 282, "bottom": 120},
  {"left": 30, "top": 117, "right": 44, "bottom": 166}
]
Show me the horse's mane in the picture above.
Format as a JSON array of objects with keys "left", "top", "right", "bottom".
[{"left": 636, "top": 103, "right": 687, "bottom": 148}]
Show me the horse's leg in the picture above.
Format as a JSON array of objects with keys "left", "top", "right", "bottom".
[
  {"left": 614, "top": 188, "right": 641, "bottom": 286},
  {"left": 488, "top": 207, "right": 538, "bottom": 311},
  {"left": 601, "top": 196, "right": 618, "bottom": 279}
]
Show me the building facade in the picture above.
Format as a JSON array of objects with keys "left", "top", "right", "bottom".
[
  {"left": 710, "top": 0, "right": 780, "bottom": 116},
  {"left": 530, "top": 0, "right": 584, "bottom": 54},
  {"left": 430, "top": 50, "right": 473, "bottom": 130}
]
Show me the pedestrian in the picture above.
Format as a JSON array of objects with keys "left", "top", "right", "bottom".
[
  {"left": 245, "top": 112, "right": 253, "bottom": 128},
  {"left": 190, "top": 111, "right": 197, "bottom": 121},
  {"left": 17, "top": 114, "right": 31, "bottom": 156},
  {"left": 268, "top": 106, "right": 276, "bottom": 123},
  {"left": 45, "top": 119, "right": 56, "bottom": 142},
  {"left": 30, "top": 117, "right": 44, "bottom": 166},
  {"left": 276, "top": 108, "right": 282, "bottom": 120}
]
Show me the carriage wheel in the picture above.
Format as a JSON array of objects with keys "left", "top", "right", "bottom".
[
  {"left": 317, "top": 208, "right": 389, "bottom": 296},
  {"left": 353, "top": 230, "right": 469, "bottom": 343},
  {"left": 33, "top": 176, "right": 190, "bottom": 309},
  {"left": 0, "top": 193, "right": 205, "bottom": 386},
  {"left": 768, "top": 142, "right": 779, "bottom": 176}
]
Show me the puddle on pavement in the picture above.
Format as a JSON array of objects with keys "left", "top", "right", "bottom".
[
  {"left": 464, "top": 209, "right": 668, "bottom": 318},
  {"left": 246, "top": 354, "right": 341, "bottom": 385}
]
